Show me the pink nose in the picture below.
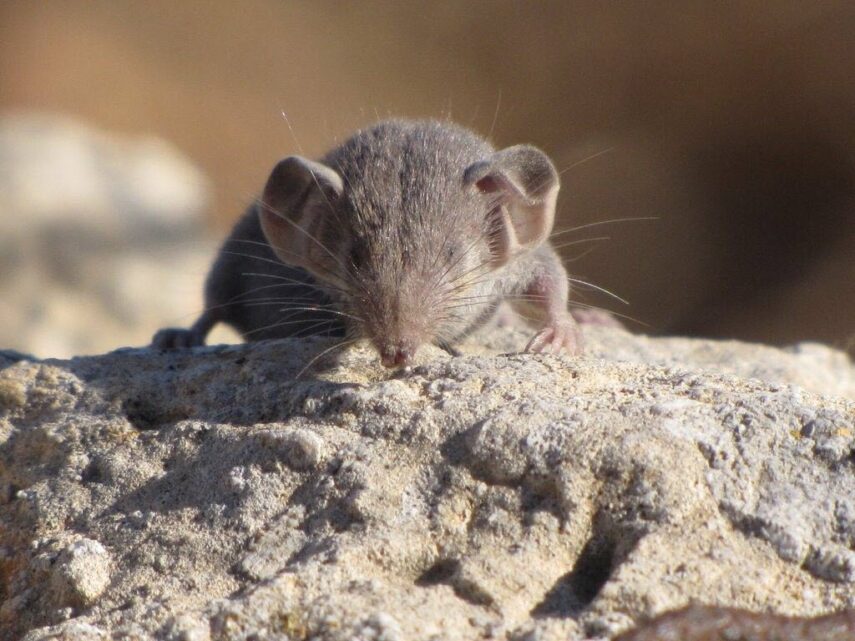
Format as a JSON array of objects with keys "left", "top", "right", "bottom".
[{"left": 380, "top": 344, "right": 414, "bottom": 368}]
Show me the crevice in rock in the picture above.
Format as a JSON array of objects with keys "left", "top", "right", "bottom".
[
  {"left": 80, "top": 462, "right": 103, "bottom": 484},
  {"left": 438, "top": 428, "right": 472, "bottom": 468},
  {"left": 121, "top": 397, "right": 169, "bottom": 431},
  {"left": 531, "top": 532, "right": 617, "bottom": 619},
  {"left": 520, "top": 480, "right": 564, "bottom": 523},
  {"left": 415, "top": 558, "right": 493, "bottom": 607},
  {"left": 5, "top": 482, "right": 20, "bottom": 503},
  {"left": 416, "top": 558, "right": 460, "bottom": 587}
]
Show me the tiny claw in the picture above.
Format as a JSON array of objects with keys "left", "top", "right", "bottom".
[{"left": 525, "top": 315, "right": 583, "bottom": 356}]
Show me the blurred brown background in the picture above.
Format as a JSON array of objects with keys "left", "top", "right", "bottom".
[{"left": 1, "top": 1, "right": 853, "bottom": 352}]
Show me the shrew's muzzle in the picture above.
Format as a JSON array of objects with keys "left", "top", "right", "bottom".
[{"left": 377, "top": 337, "right": 418, "bottom": 368}]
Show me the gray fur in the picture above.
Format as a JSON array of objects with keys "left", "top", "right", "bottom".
[{"left": 152, "top": 119, "right": 577, "bottom": 366}]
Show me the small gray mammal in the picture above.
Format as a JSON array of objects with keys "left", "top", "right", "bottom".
[{"left": 152, "top": 119, "right": 588, "bottom": 367}]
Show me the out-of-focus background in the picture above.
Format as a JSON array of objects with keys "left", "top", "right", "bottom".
[{"left": 1, "top": 1, "right": 853, "bottom": 358}]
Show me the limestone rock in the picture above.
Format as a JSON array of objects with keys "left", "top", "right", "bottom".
[
  {"left": 0, "top": 113, "right": 216, "bottom": 358},
  {"left": 0, "top": 325, "right": 853, "bottom": 640},
  {"left": 48, "top": 538, "right": 112, "bottom": 609},
  {"left": 613, "top": 605, "right": 855, "bottom": 641}
]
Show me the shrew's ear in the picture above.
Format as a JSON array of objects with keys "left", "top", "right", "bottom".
[
  {"left": 464, "top": 145, "right": 559, "bottom": 266},
  {"left": 258, "top": 156, "right": 344, "bottom": 270}
]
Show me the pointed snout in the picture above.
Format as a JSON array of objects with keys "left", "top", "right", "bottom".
[{"left": 378, "top": 339, "right": 418, "bottom": 369}]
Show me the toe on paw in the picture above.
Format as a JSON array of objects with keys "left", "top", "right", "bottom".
[{"left": 526, "top": 319, "right": 583, "bottom": 356}]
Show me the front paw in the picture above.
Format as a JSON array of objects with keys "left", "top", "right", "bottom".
[
  {"left": 151, "top": 327, "right": 204, "bottom": 349},
  {"left": 525, "top": 315, "right": 583, "bottom": 355}
]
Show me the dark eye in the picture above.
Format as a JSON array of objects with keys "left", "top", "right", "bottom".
[{"left": 349, "top": 242, "right": 369, "bottom": 270}]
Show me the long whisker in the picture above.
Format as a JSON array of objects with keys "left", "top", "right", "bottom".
[
  {"left": 465, "top": 147, "right": 613, "bottom": 218},
  {"left": 443, "top": 290, "right": 647, "bottom": 327},
  {"left": 294, "top": 338, "right": 360, "bottom": 380},
  {"left": 280, "top": 112, "right": 358, "bottom": 256},
  {"left": 228, "top": 281, "right": 311, "bottom": 300},
  {"left": 238, "top": 312, "right": 312, "bottom": 337},
  {"left": 444, "top": 275, "right": 494, "bottom": 300},
  {"left": 564, "top": 247, "right": 599, "bottom": 263},
  {"left": 241, "top": 317, "right": 339, "bottom": 338},
  {"left": 558, "top": 147, "right": 615, "bottom": 176},
  {"left": 427, "top": 201, "right": 463, "bottom": 277},
  {"left": 254, "top": 199, "right": 352, "bottom": 280},
  {"left": 444, "top": 262, "right": 497, "bottom": 295},
  {"left": 551, "top": 236, "right": 611, "bottom": 251},
  {"left": 189, "top": 297, "right": 339, "bottom": 325},
  {"left": 262, "top": 306, "right": 364, "bottom": 322},
  {"left": 225, "top": 237, "right": 352, "bottom": 283},
  {"left": 280, "top": 109, "right": 306, "bottom": 155},
  {"left": 290, "top": 319, "right": 343, "bottom": 337},
  {"left": 239, "top": 299, "right": 342, "bottom": 308},
  {"left": 276, "top": 110, "right": 355, "bottom": 268},
  {"left": 238, "top": 270, "right": 345, "bottom": 293},
  {"left": 237, "top": 292, "right": 341, "bottom": 304},
  {"left": 551, "top": 216, "right": 658, "bottom": 239},
  {"left": 226, "top": 280, "right": 345, "bottom": 305},
  {"left": 447, "top": 293, "right": 543, "bottom": 305},
  {"left": 219, "top": 249, "right": 297, "bottom": 272},
  {"left": 569, "top": 301, "right": 649, "bottom": 328},
  {"left": 443, "top": 244, "right": 498, "bottom": 292},
  {"left": 488, "top": 88, "right": 502, "bottom": 141},
  {"left": 567, "top": 277, "right": 629, "bottom": 305},
  {"left": 434, "top": 233, "right": 487, "bottom": 290},
  {"left": 165, "top": 283, "right": 304, "bottom": 322},
  {"left": 445, "top": 258, "right": 493, "bottom": 292},
  {"left": 441, "top": 294, "right": 548, "bottom": 313},
  {"left": 231, "top": 260, "right": 352, "bottom": 298},
  {"left": 155, "top": 271, "right": 341, "bottom": 327},
  {"left": 254, "top": 200, "right": 362, "bottom": 294},
  {"left": 225, "top": 237, "right": 288, "bottom": 251}
]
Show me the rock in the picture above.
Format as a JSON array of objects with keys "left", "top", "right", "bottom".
[
  {"left": 48, "top": 538, "right": 112, "bottom": 609},
  {"left": 0, "top": 113, "right": 218, "bottom": 358},
  {"left": 0, "top": 113, "right": 207, "bottom": 240},
  {"left": 1, "top": 325, "right": 854, "bottom": 640},
  {"left": 612, "top": 605, "right": 855, "bottom": 641},
  {"left": 22, "top": 621, "right": 107, "bottom": 641}
]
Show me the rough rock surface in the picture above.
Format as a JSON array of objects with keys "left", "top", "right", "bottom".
[
  {"left": 1, "top": 325, "right": 853, "bottom": 640},
  {"left": 0, "top": 113, "right": 215, "bottom": 358},
  {"left": 613, "top": 605, "right": 855, "bottom": 641}
]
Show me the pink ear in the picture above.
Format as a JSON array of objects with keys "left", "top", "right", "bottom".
[
  {"left": 257, "top": 156, "right": 343, "bottom": 270},
  {"left": 465, "top": 145, "right": 560, "bottom": 265}
]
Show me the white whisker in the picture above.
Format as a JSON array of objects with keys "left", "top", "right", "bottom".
[
  {"left": 551, "top": 216, "right": 658, "bottom": 239},
  {"left": 568, "top": 277, "right": 629, "bottom": 305}
]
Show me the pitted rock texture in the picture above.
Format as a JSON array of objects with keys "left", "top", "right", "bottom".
[
  {"left": 613, "top": 605, "right": 855, "bottom": 641},
  {"left": 1, "top": 325, "right": 853, "bottom": 640}
]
